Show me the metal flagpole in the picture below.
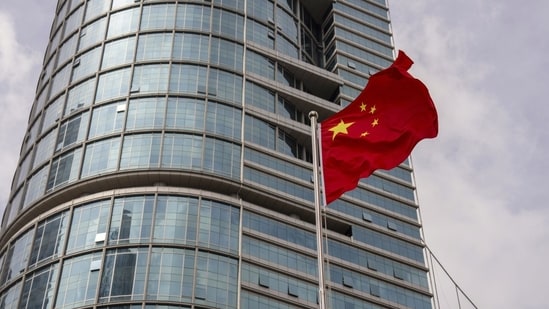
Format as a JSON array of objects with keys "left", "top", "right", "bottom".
[{"left": 309, "top": 111, "right": 327, "bottom": 309}]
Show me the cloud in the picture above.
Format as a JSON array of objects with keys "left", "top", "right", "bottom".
[
  {"left": 0, "top": 11, "right": 42, "bottom": 212},
  {"left": 391, "top": 1, "right": 549, "bottom": 308}
]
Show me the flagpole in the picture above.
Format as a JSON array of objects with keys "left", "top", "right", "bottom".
[{"left": 309, "top": 111, "right": 327, "bottom": 309}]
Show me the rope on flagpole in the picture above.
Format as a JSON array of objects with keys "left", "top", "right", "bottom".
[{"left": 425, "top": 244, "right": 479, "bottom": 309}]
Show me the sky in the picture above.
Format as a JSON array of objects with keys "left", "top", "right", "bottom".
[{"left": 0, "top": 1, "right": 548, "bottom": 308}]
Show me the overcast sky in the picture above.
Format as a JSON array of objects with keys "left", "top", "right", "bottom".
[{"left": 1, "top": 1, "right": 548, "bottom": 308}]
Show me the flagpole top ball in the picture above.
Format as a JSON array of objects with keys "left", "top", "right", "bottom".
[{"left": 308, "top": 111, "right": 318, "bottom": 120}]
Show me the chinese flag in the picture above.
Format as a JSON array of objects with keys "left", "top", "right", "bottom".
[{"left": 320, "top": 51, "right": 438, "bottom": 204}]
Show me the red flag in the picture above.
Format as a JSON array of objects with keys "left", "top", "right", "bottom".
[{"left": 320, "top": 51, "right": 438, "bottom": 204}]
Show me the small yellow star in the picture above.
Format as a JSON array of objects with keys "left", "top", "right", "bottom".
[
  {"left": 329, "top": 119, "right": 355, "bottom": 140},
  {"left": 369, "top": 105, "right": 377, "bottom": 114},
  {"left": 360, "top": 102, "right": 367, "bottom": 112},
  {"left": 371, "top": 118, "right": 379, "bottom": 127},
  {"left": 360, "top": 131, "right": 370, "bottom": 137}
]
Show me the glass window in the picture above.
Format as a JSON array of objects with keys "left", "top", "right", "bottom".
[
  {"left": 166, "top": 97, "right": 205, "bottom": 131},
  {"left": 246, "top": 19, "right": 274, "bottom": 49},
  {"left": 7, "top": 191, "right": 23, "bottom": 227},
  {"left": 81, "top": 136, "right": 121, "bottom": 178},
  {"left": 65, "top": 77, "right": 96, "bottom": 115},
  {"left": 66, "top": 199, "right": 111, "bottom": 253},
  {"left": 277, "top": 96, "right": 301, "bottom": 121},
  {"left": 212, "top": 8, "right": 244, "bottom": 41},
  {"left": 78, "top": 16, "right": 107, "bottom": 51},
  {"left": 247, "top": 0, "right": 273, "bottom": 21},
  {"left": 327, "top": 239, "right": 429, "bottom": 288},
  {"left": 205, "top": 101, "right": 241, "bottom": 139},
  {"left": 57, "top": 34, "right": 78, "bottom": 66},
  {"left": 50, "top": 63, "right": 71, "bottom": 98},
  {"left": 276, "top": 35, "right": 298, "bottom": 59},
  {"left": 209, "top": 37, "right": 243, "bottom": 72},
  {"left": 23, "top": 165, "right": 49, "bottom": 209},
  {"left": 29, "top": 212, "right": 68, "bottom": 267},
  {"left": 207, "top": 68, "right": 243, "bottom": 104},
  {"left": 343, "top": 187, "right": 417, "bottom": 220},
  {"left": 84, "top": 0, "right": 110, "bottom": 22},
  {"left": 141, "top": 4, "right": 176, "bottom": 30},
  {"left": 169, "top": 64, "right": 207, "bottom": 95},
  {"left": 0, "top": 229, "right": 33, "bottom": 285},
  {"left": 280, "top": 0, "right": 295, "bottom": 12},
  {"left": 241, "top": 263, "right": 317, "bottom": 304},
  {"left": 53, "top": 1, "right": 67, "bottom": 33},
  {"left": 176, "top": 4, "right": 211, "bottom": 31},
  {"left": 102, "top": 36, "right": 136, "bottom": 69},
  {"left": 246, "top": 51, "right": 275, "bottom": 79},
  {"left": 99, "top": 248, "right": 148, "bottom": 302},
  {"left": 361, "top": 174, "right": 415, "bottom": 201},
  {"left": 120, "top": 134, "right": 162, "bottom": 169},
  {"left": 337, "top": 0, "right": 388, "bottom": 19},
  {"left": 136, "top": 33, "right": 173, "bottom": 61},
  {"left": 112, "top": 0, "right": 135, "bottom": 10},
  {"left": 213, "top": 0, "right": 244, "bottom": 12},
  {"left": 242, "top": 236, "right": 317, "bottom": 276},
  {"left": 329, "top": 264, "right": 431, "bottom": 308},
  {"left": 126, "top": 97, "right": 166, "bottom": 130},
  {"left": 55, "top": 252, "right": 102, "bottom": 308},
  {"left": 161, "top": 134, "right": 203, "bottom": 169},
  {"left": 153, "top": 195, "right": 198, "bottom": 244},
  {"left": 16, "top": 154, "right": 32, "bottom": 189},
  {"left": 56, "top": 112, "right": 89, "bottom": 151},
  {"left": 245, "top": 115, "right": 275, "bottom": 150},
  {"left": 109, "top": 196, "right": 154, "bottom": 244},
  {"left": 88, "top": 102, "right": 125, "bottom": 138},
  {"left": 334, "top": 28, "right": 392, "bottom": 56},
  {"left": 173, "top": 33, "right": 209, "bottom": 63},
  {"left": 244, "top": 147, "right": 310, "bottom": 182},
  {"left": 46, "top": 147, "right": 83, "bottom": 192},
  {"left": 64, "top": 5, "right": 84, "bottom": 39},
  {"left": 203, "top": 138, "right": 241, "bottom": 179},
  {"left": 108, "top": 8, "right": 140, "bottom": 39},
  {"left": 276, "top": 65, "right": 296, "bottom": 87},
  {"left": 194, "top": 252, "right": 238, "bottom": 308},
  {"left": 42, "top": 96, "right": 64, "bottom": 132},
  {"left": 147, "top": 248, "right": 195, "bottom": 302},
  {"left": 244, "top": 166, "right": 313, "bottom": 201},
  {"left": 276, "top": 7, "right": 297, "bottom": 40},
  {"left": 32, "top": 89, "right": 49, "bottom": 123},
  {"left": 32, "top": 128, "right": 58, "bottom": 170},
  {"left": 0, "top": 281, "right": 22, "bottom": 309},
  {"left": 334, "top": 41, "right": 392, "bottom": 67},
  {"left": 243, "top": 211, "right": 316, "bottom": 250},
  {"left": 334, "top": 14, "right": 392, "bottom": 46},
  {"left": 277, "top": 129, "right": 297, "bottom": 157},
  {"left": 245, "top": 81, "right": 275, "bottom": 112},
  {"left": 72, "top": 46, "right": 101, "bottom": 81},
  {"left": 131, "top": 64, "right": 170, "bottom": 93},
  {"left": 19, "top": 264, "right": 59, "bottom": 309},
  {"left": 95, "top": 67, "right": 131, "bottom": 102},
  {"left": 198, "top": 199, "right": 240, "bottom": 253},
  {"left": 352, "top": 225, "right": 424, "bottom": 263}
]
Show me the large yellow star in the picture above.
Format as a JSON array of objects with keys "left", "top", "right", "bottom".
[
  {"left": 329, "top": 119, "right": 355, "bottom": 140},
  {"left": 360, "top": 102, "right": 367, "bottom": 112}
]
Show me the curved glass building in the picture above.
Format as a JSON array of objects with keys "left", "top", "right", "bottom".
[{"left": 0, "top": 0, "right": 433, "bottom": 308}]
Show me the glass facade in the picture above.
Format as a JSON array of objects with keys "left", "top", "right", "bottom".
[{"left": 0, "top": 0, "right": 433, "bottom": 308}]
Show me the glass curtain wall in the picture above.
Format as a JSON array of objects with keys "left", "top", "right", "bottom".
[{"left": 0, "top": 0, "right": 432, "bottom": 308}]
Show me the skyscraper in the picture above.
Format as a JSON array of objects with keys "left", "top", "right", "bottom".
[{"left": 0, "top": 0, "right": 433, "bottom": 308}]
